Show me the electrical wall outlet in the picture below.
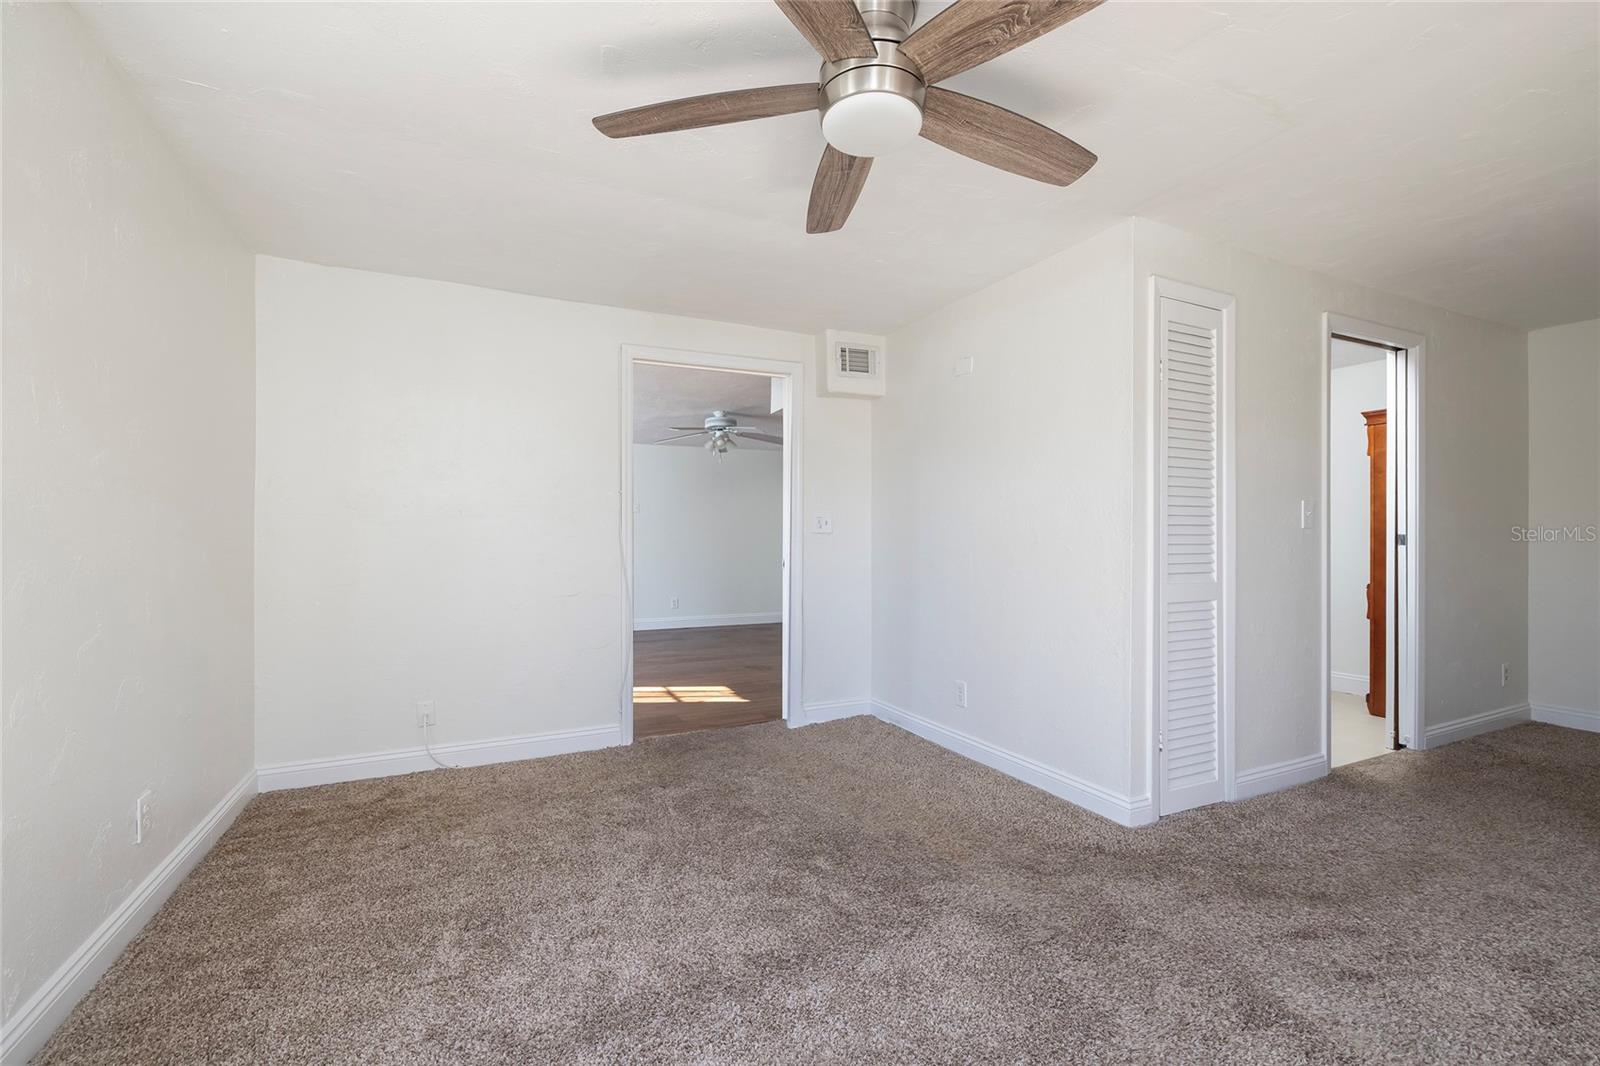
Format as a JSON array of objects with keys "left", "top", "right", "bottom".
[
  {"left": 417, "top": 699, "right": 437, "bottom": 729},
  {"left": 812, "top": 514, "right": 833, "bottom": 534},
  {"left": 954, "top": 680, "right": 968, "bottom": 709},
  {"left": 1501, "top": 663, "right": 1510, "bottom": 688},
  {"left": 670, "top": 596, "right": 680, "bottom": 609},
  {"left": 134, "top": 790, "right": 152, "bottom": 845}
]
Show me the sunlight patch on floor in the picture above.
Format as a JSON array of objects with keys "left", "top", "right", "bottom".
[{"left": 633, "top": 685, "right": 749, "bottom": 704}]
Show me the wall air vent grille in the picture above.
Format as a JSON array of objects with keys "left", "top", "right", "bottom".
[
  {"left": 820, "top": 330, "right": 886, "bottom": 398},
  {"left": 839, "top": 345, "right": 874, "bottom": 375}
]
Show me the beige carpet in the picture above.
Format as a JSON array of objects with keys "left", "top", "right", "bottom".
[{"left": 37, "top": 718, "right": 1600, "bottom": 1064}]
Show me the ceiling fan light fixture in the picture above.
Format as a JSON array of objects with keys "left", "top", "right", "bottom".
[
  {"left": 596, "top": 0, "right": 1105, "bottom": 231},
  {"left": 821, "top": 89, "right": 922, "bottom": 157},
  {"left": 818, "top": 38, "right": 926, "bottom": 158}
]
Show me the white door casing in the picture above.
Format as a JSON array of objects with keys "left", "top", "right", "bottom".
[
  {"left": 1322, "top": 313, "right": 1425, "bottom": 754},
  {"left": 618, "top": 344, "right": 805, "bottom": 746}
]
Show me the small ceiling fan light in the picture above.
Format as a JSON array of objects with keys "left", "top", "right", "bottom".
[{"left": 821, "top": 90, "right": 923, "bottom": 158}]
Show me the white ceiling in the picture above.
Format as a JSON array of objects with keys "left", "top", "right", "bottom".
[
  {"left": 633, "top": 363, "right": 781, "bottom": 448},
  {"left": 1331, "top": 337, "right": 1388, "bottom": 371},
  {"left": 76, "top": 1, "right": 1598, "bottom": 332}
]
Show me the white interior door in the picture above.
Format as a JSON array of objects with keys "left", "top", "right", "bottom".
[{"left": 1157, "top": 294, "right": 1230, "bottom": 814}]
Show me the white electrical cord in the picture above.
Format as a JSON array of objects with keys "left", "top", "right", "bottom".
[{"left": 421, "top": 720, "right": 459, "bottom": 770}]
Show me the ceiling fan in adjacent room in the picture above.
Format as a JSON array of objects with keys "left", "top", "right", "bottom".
[
  {"left": 593, "top": 0, "right": 1103, "bottom": 233},
  {"left": 656, "top": 410, "right": 783, "bottom": 459}
]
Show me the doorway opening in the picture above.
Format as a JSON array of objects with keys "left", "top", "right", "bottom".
[
  {"left": 1324, "top": 315, "right": 1424, "bottom": 766},
  {"left": 620, "top": 348, "right": 802, "bottom": 743}
]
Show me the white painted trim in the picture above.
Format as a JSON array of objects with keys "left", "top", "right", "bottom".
[
  {"left": 1423, "top": 703, "right": 1531, "bottom": 748},
  {"left": 1234, "top": 752, "right": 1328, "bottom": 801},
  {"left": 633, "top": 612, "right": 781, "bottom": 632},
  {"left": 800, "top": 698, "right": 872, "bottom": 725},
  {"left": 1149, "top": 276, "right": 1237, "bottom": 816},
  {"left": 256, "top": 724, "right": 621, "bottom": 792},
  {"left": 1319, "top": 316, "right": 1333, "bottom": 775},
  {"left": 1531, "top": 703, "right": 1600, "bottom": 732},
  {"left": 620, "top": 344, "right": 805, "bottom": 737},
  {"left": 1330, "top": 671, "right": 1370, "bottom": 696},
  {"left": 871, "top": 700, "right": 1154, "bottom": 827},
  {"left": 0, "top": 770, "right": 258, "bottom": 1066}
]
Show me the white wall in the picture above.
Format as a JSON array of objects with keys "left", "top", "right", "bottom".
[
  {"left": 875, "top": 224, "right": 1138, "bottom": 808},
  {"left": 255, "top": 257, "right": 871, "bottom": 769},
  {"left": 1527, "top": 319, "right": 1599, "bottom": 722},
  {"left": 632, "top": 444, "right": 782, "bottom": 628},
  {"left": 1, "top": 2, "right": 255, "bottom": 1047},
  {"left": 875, "top": 216, "right": 1532, "bottom": 819},
  {"left": 1329, "top": 356, "right": 1387, "bottom": 689},
  {"left": 1129, "top": 218, "right": 1529, "bottom": 791}
]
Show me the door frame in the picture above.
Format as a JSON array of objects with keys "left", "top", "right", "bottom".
[
  {"left": 1147, "top": 276, "right": 1237, "bottom": 818},
  {"left": 618, "top": 344, "right": 805, "bottom": 746},
  {"left": 1321, "top": 313, "right": 1425, "bottom": 761}
]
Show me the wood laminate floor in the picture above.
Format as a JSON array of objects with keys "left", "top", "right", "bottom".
[{"left": 633, "top": 624, "right": 781, "bottom": 739}]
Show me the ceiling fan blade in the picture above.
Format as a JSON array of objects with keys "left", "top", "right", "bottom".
[
  {"left": 773, "top": 0, "right": 878, "bottom": 62},
  {"left": 900, "top": 0, "right": 1106, "bottom": 85},
  {"left": 594, "top": 84, "right": 818, "bottom": 138},
  {"left": 736, "top": 431, "right": 785, "bottom": 445},
  {"left": 653, "top": 432, "right": 706, "bottom": 443},
  {"left": 920, "top": 87, "right": 1096, "bottom": 186},
  {"left": 668, "top": 426, "right": 709, "bottom": 431},
  {"left": 806, "top": 146, "right": 873, "bottom": 234}
]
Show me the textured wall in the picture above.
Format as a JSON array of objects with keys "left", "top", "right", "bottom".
[
  {"left": 875, "top": 224, "right": 1137, "bottom": 798},
  {"left": 1, "top": 2, "right": 255, "bottom": 1026},
  {"left": 254, "top": 257, "right": 871, "bottom": 768},
  {"left": 632, "top": 444, "right": 782, "bottom": 626},
  {"left": 1527, "top": 319, "right": 1600, "bottom": 717}
]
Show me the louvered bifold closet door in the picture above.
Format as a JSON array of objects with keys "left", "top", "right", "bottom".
[{"left": 1158, "top": 297, "right": 1227, "bottom": 814}]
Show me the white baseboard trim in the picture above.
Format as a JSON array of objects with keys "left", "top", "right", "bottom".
[
  {"left": 870, "top": 699, "right": 1152, "bottom": 827},
  {"left": 799, "top": 699, "right": 872, "bottom": 726},
  {"left": 1234, "top": 752, "right": 1327, "bottom": 801},
  {"left": 0, "top": 769, "right": 257, "bottom": 1066},
  {"left": 257, "top": 724, "right": 622, "bottom": 792},
  {"left": 1423, "top": 702, "right": 1531, "bottom": 748},
  {"left": 1330, "top": 671, "right": 1369, "bottom": 696},
  {"left": 633, "top": 612, "right": 781, "bottom": 632},
  {"left": 1531, "top": 702, "right": 1600, "bottom": 733}
]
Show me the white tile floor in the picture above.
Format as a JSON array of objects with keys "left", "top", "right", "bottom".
[{"left": 1331, "top": 690, "right": 1395, "bottom": 767}]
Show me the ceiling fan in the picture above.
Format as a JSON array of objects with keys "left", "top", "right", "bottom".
[
  {"left": 594, "top": 0, "right": 1103, "bottom": 234},
  {"left": 656, "top": 410, "right": 783, "bottom": 458}
]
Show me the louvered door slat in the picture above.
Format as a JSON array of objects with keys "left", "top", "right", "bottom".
[{"left": 1158, "top": 292, "right": 1227, "bottom": 815}]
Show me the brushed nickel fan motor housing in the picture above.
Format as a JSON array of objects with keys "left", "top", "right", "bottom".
[
  {"left": 703, "top": 410, "right": 739, "bottom": 430},
  {"left": 818, "top": 1, "right": 925, "bottom": 121},
  {"left": 855, "top": 0, "right": 917, "bottom": 42}
]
